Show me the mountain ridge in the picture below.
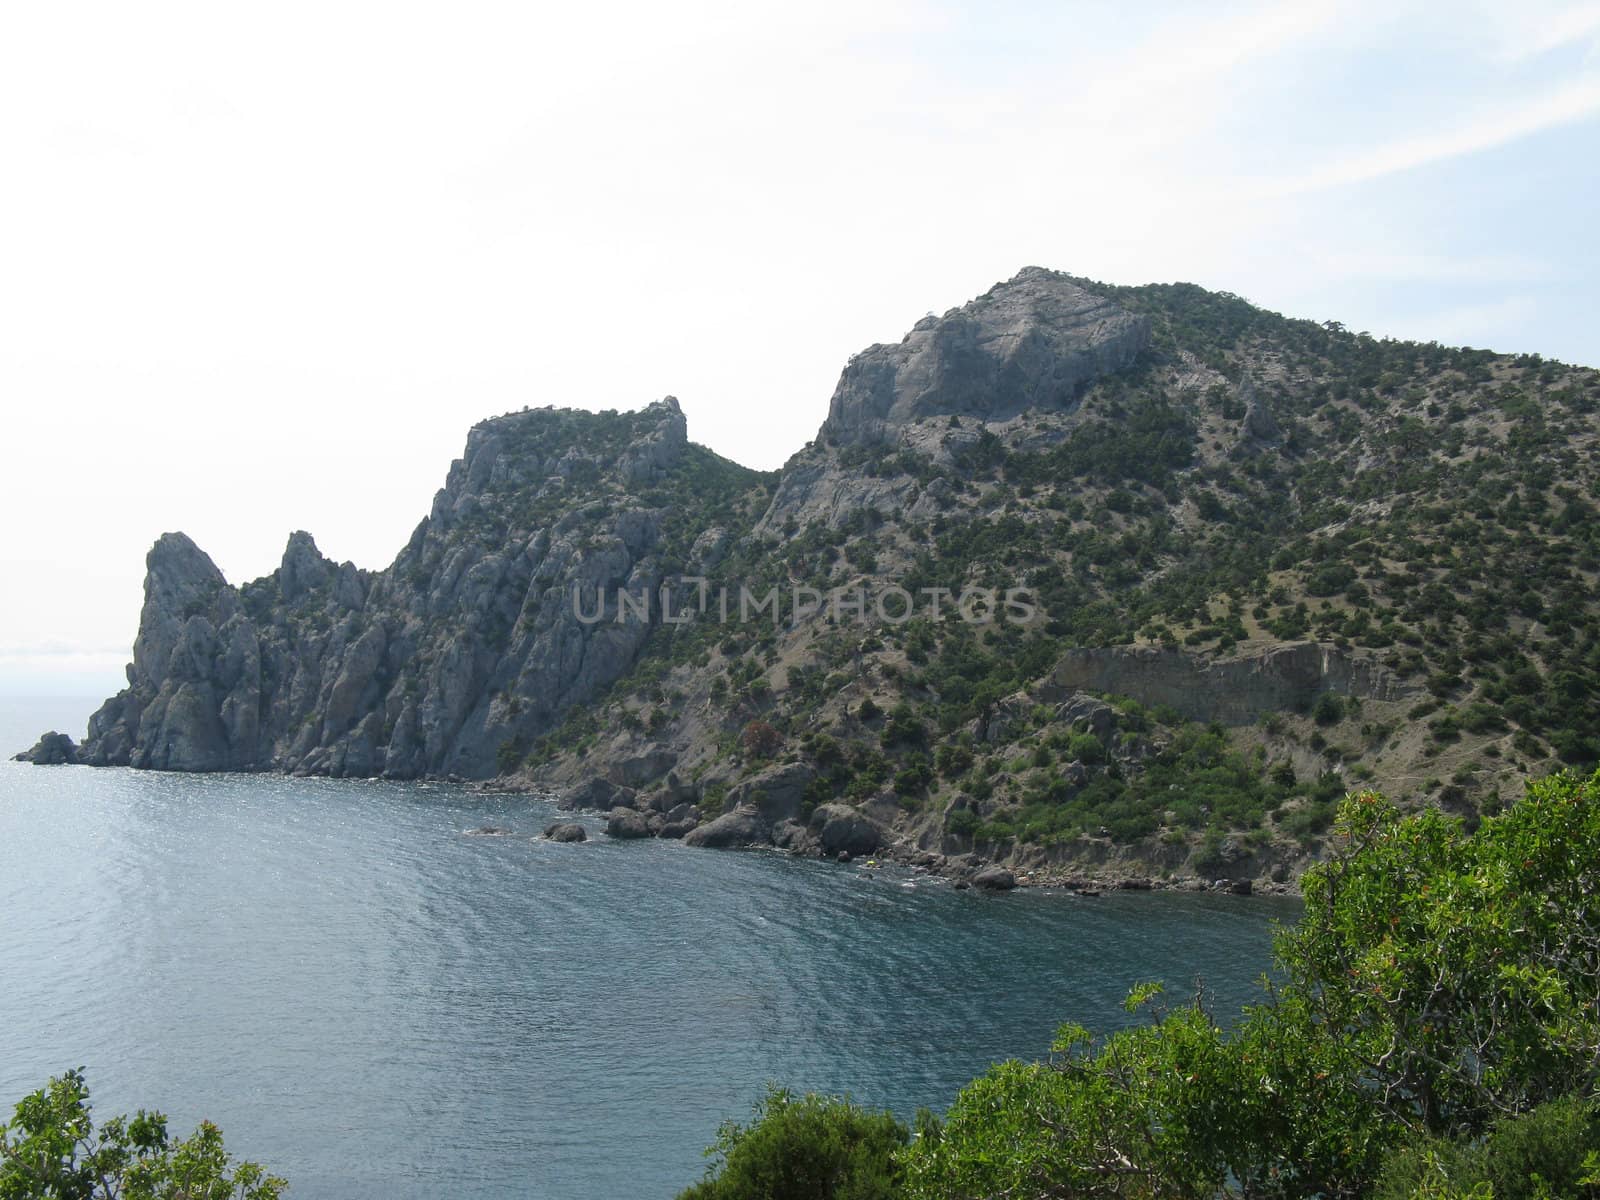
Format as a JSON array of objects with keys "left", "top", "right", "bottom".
[{"left": 22, "top": 267, "right": 1600, "bottom": 890}]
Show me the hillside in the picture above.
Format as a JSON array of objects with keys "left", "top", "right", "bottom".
[{"left": 25, "top": 268, "right": 1600, "bottom": 888}]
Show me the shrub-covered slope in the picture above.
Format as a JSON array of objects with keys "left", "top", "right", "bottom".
[
  {"left": 34, "top": 267, "right": 1600, "bottom": 885},
  {"left": 514, "top": 269, "right": 1600, "bottom": 884}
]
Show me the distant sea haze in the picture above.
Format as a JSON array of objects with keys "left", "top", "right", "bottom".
[
  {"left": 0, "top": 696, "right": 99, "bottom": 760},
  {"left": 0, "top": 758, "right": 1293, "bottom": 1199}
]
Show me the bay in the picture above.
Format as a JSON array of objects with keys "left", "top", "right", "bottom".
[{"left": 0, "top": 700, "right": 1294, "bottom": 1199}]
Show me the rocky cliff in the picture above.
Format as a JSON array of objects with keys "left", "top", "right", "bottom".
[
  {"left": 68, "top": 398, "right": 769, "bottom": 777},
  {"left": 820, "top": 267, "right": 1149, "bottom": 445},
  {"left": 29, "top": 266, "right": 1600, "bottom": 889}
]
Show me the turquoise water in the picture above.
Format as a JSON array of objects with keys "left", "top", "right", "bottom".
[{"left": 0, "top": 703, "right": 1295, "bottom": 1199}]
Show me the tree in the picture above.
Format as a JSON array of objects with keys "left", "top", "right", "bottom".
[
  {"left": 0, "top": 1070, "right": 284, "bottom": 1199},
  {"left": 738, "top": 720, "right": 783, "bottom": 759},
  {"left": 897, "top": 770, "right": 1600, "bottom": 1198},
  {"left": 678, "top": 1087, "right": 908, "bottom": 1200},
  {"left": 1282, "top": 773, "right": 1600, "bottom": 1137}
]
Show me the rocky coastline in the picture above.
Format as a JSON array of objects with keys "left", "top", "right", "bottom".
[
  {"left": 477, "top": 766, "right": 1301, "bottom": 898},
  {"left": 19, "top": 265, "right": 1591, "bottom": 907}
]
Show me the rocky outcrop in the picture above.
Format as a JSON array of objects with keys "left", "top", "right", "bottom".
[
  {"left": 1237, "top": 375, "right": 1281, "bottom": 446},
  {"left": 560, "top": 777, "right": 637, "bottom": 812},
  {"left": 718, "top": 762, "right": 816, "bottom": 826},
  {"left": 31, "top": 258, "right": 1569, "bottom": 893},
  {"left": 606, "top": 808, "right": 652, "bottom": 839},
  {"left": 56, "top": 398, "right": 753, "bottom": 780},
  {"left": 759, "top": 267, "right": 1149, "bottom": 532},
  {"left": 14, "top": 731, "right": 79, "bottom": 764},
  {"left": 607, "top": 746, "right": 678, "bottom": 788},
  {"left": 1045, "top": 642, "right": 1417, "bottom": 726},
  {"left": 971, "top": 866, "right": 1017, "bottom": 891},
  {"left": 683, "top": 806, "right": 770, "bottom": 850},
  {"left": 819, "top": 267, "right": 1148, "bottom": 447},
  {"left": 543, "top": 822, "right": 588, "bottom": 843},
  {"left": 809, "top": 803, "right": 885, "bottom": 858}
]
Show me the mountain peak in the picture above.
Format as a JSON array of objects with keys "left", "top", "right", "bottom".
[{"left": 820, "top": 267, "right": 1149, "bottom": 445}]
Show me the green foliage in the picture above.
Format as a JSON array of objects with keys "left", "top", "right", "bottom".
[
  {"left": 944, "top": 807, "right": 979, "bottom": 837},
  {"left": 677, "top": 1086, "right": 908, "bottom": 1200},
  {"left": 698, "top": 781, "right": 729, "bottom": 821},
  {"left": 0, "top": 1070, "right": 284, "bottom": 1200},
  {"left": 879, "top": 704, "right": 927, "bottom": 750},
  {"left": 932, "top": 743, "right": 972, "bottom": 778},
  {"left": 890, "top": 770, "right": 1600, "bottom": 1198},
  {"left": 1066, "top": 731, "right": 1105, "bottom": 764},
  {"left": 1311, "top": 691, "right": 1345, "bottom": 725},
  {"left": 1282, "top": 772, "right": 1600, "bottom": 1136},
  {"left": 1373, "top": 1095, "right": 1600, "bottom": 1200}
]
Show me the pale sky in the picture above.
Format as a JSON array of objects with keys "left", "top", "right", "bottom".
[{"left": 2, "top": 0, "right": 1598, "bottom": 700}]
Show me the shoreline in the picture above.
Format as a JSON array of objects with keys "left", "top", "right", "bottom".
[{"left": 482, "top": 779, "right": 1305, "bottom": 900}]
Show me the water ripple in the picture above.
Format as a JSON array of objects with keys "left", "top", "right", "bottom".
[{"left": 0, "top": 762, "right": 1294, "bottom": 1199}]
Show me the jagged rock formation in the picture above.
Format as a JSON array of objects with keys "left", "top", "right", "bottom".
[
  {"left": 14, "top": 731, "right": 79, "bottom": 764},
  {"left": 820, "top": 267, "right": 1148, "bottom": 445},
  {"left": 760, "top": 267, "right": 1149, "bottom": 532},
  {"left": 72, "top": 397, "right": 766, "bottom": 777},
  {"left": 31, "top": 264, "right": 1600, "bottom": 890}
]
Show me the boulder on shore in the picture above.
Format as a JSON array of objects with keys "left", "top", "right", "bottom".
[
  {"left": 606, "top": 807, "right": 652, "bottom": 839},
  {"left": 809, "top": 803, "right": 884, "bottom": 857},
  {"left": 543, "top": 822, "right": 588, "bottom": 843},
  {"left": 683, "top": 805, "right": 770, "bottom": 849},
  {"left": 972, "top": 865, "right": 1017, "bottom": 891},
  {"left": 657, "top": 816, "right": 699, "bottom": 840},
  {"left": 559, "top": 777, "right": 637, "bottom": 812},
  {"left": 722, "top": 762, "right": 817, "bottom": 825}
]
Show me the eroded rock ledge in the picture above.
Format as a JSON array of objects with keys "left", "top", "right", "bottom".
[{"left": 1045, "top": 642, "right": 1419, "bottom": 727}]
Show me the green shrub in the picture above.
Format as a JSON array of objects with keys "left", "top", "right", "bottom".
[
  {"left": 1373, "top": 1094, "right": 1600, "bottom": 1200},
  {"left": 934, "top": 743, "right": 973, "bottom": 778},
  {"left": 898, "top": 771, "right": 1600, "bottom": 1198},
  {"left": 1311, "top": 692, "right": 1345, "bottom": 726},
  {"left": 0, "top": 1069, "right": 285, "bottom": 1199},
  {"left": 946, "top": 807, "right": 979, "bottom": 837},
  {"left": 1067, "top": 732, "right": 1105, "bottom": 764},
  {"left": 678, "top": 1087, "right": 908, "bottom": 1200}
]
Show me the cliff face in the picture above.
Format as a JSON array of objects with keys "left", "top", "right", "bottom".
[
  {"left": 75, "top": 397, "right": 769, "bottom": 777},
  {"left": 759, "top": 267, "right": 1149, "bottom": 533},
  {"left": 32, "top": 265, "right": 1600, "bottom": 887},
  {"left": 820, "top": 266, "right": 1149, "bottom": 445},
  {"left": 1044, "top": 643, "right": 1420, "bottom": 727}
]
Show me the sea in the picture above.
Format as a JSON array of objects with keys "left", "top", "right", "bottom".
[{"left": 0, "top": 697, "right": 1296, "bottom": 1198}]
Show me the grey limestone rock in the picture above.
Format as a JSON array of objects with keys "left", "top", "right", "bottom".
[
  {"left": 67, "top": 397, "right": 710, "bottom": 781},
  {"left": 809, "top": 803, "right": 884, "bottom": 858},
  {"left": 608, "top": 746, "right": 679, "bottom": 788},
  {"left": 606, "top": 808, "right": 652, "bottom": 839},
  {"left": 682, "top": 805, "right": 770, "bottom": 849},
  {"left": 819, "top": 267, "right": 1148, "bottom": 446},
  {"left": 971, "top": 866, "right": 1017, "bottom": 890},
  {"left": 560, "top": 777, "right": 637, "bottom": 812},
  {"left": 721, "top": 762, "right": 816, "bottom": 827},
  {"left": 1048, "top": 642, "right": 1417, "bottom": 727},
  {"left": 16, "top": 731, "right": 79, "bottom": 765}
]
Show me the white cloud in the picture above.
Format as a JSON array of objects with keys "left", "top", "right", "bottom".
[
  {"left": 1488, "top": 0, "right": 1600, "bottom": 60},
  {"left": 1263, "top": 75, "right": 1600, "bottom": 195}
]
